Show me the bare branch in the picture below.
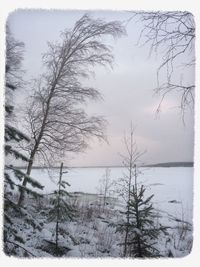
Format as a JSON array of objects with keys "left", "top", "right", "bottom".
[{"left": 131, "top": 11, "right": 195, "bottom": 117}]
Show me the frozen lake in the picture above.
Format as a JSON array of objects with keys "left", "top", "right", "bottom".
[{"left": 30, "top": 166, "right": 193, "bottom": 223}]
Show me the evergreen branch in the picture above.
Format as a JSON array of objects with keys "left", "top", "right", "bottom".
[
  {"left": 5, "top": 145, "right": 29, "bottom": 161},
  {"left": 5, "top": 240, "right": 35, "bottom": 257}
]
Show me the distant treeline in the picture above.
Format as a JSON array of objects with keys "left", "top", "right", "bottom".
[
  {"left": 16, "top": 162, "right": 193, "bottom": 169},
  {"left": 143, "top": 162, "right": 193, "bottom": 168}
]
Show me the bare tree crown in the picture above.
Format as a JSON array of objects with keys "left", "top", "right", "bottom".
[
  {"left": 23, "top": 14, "right": 126, "bottom": 164},
  {"left": 132, "top": 11, "right": 195, "bottom": 116}
]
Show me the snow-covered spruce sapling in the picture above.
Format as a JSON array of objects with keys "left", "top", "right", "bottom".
[
  {"left": 126, "top": 171, "right": 160, "bottom": 258},
  {"left": 115, "top": 125, "right": 145, "bottom": 257},
  {"left": 116, "top": 125, "right": 166, "bottom": 257},
  {"left": 48, "top": 163, "right": 75, "bottom": 256},
  {"left": 118, "top": 164, "right": 166, "bottom": 257},
  {"left": 4, "top": 27, "right": 44, "bottom": 257}
]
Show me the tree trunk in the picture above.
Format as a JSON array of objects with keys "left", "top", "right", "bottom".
[
  {"left": 17, "top": 154, "right": 34, "bottom": 206},
  {"left": 123, "top": 162, "right": 133, "bottom": 257},
  {"left": 55, "top": 162, "right": 63, "bottom": 256},
  {"left": 17, "top": 78, "right": 59, "bottom": 206},
  {"left": 134, "top": 164, "right": 142, "bottom": 257}
]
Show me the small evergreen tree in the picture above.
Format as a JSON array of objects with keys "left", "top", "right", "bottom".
[
  {"left": 116, "top": 125, "right": 144, "bottom": 257},
  {"left": 48, "top": 162, "right": 75, "bottom": 256},
  {"left": 116, "top": 125, "right": 165, "bottom": 257},
  {"left": 125, "top": 165, "right": 162, "bottom": 257}
]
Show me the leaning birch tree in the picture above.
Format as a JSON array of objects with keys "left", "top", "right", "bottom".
[{"left": 18, "top": 14, "right": 126, "bottom": 205}]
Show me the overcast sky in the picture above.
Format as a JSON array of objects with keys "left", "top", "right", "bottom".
[{"left": 7, "top": 9, "right": 194, "bottom": 166}]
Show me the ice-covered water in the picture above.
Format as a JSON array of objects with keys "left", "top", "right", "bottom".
[{"left": 30, "top": 166, "right": 193, "bottom": 223}]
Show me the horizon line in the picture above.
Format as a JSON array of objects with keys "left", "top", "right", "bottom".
[{"left": 16, "top": 161, "right": 194, "bottom": 169}]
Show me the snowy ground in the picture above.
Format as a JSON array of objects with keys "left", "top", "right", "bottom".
[{"left": 7, "top": 167, "right": 193, "bottom": 258}]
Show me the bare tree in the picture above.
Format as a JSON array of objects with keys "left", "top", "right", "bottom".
[
  {"left": 131, "top": 11, "right": 195, "bottom": 117},
  {"left": 18, "top": 14, "right": 126, "bottom": 205},
  {"left": 99, "top": 168, "right": 114, "bottom": 209}
]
